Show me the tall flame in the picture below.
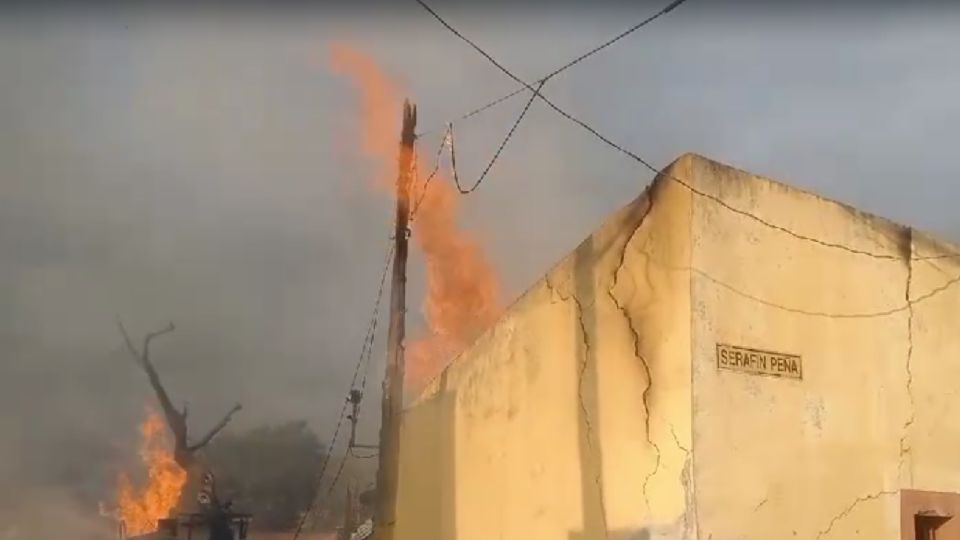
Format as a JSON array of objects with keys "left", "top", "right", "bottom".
[
  {"left": 328, "top": 44, "right": 502, "bottom": 395},
  {"left": 116, "top": 410, "right": 187, "bottom": 536}
]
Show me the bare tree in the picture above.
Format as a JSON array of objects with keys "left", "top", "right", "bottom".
[{"left": 116, "top": 316, "right": 242, "bottom": 471}]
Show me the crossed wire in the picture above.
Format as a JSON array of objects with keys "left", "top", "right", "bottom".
[{"left": 411, "top": 0, "right": 960, "bottom": 317}]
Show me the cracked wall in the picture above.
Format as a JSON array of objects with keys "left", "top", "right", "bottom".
[
  {"left": 394, "top": 162, "right": 694, "bottom": 539},
  {"left": 685, "top": 152, "right": 960, "bottom": 540},
  {"left": 902, "top": 230, "right": 960, "bottom": 498},
  {"left": 393, "top": 152, "right": 960, "bottom": 540}
]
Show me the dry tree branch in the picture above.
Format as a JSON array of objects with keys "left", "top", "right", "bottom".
[
  {"left": 116, "top": 316, "right": 190, "bottom": 463},
  {"left": 116, "top": 316, "right": 141, "bottom": 360},
  {"left": 142, "top": 322, "right": 176, "bottom": 366},
  {"left": 188, "top": 403, "right": 243, "bottom": 452},
  {"left": 116, "top": 315, "right": 242, "bottom": 469}
]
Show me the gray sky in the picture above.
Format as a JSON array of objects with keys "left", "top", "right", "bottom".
[{"left": 2, "top": 1, "right": 960, "bottom": 534}]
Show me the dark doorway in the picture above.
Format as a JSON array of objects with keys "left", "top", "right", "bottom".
[
  {"left": 901, "top": 490, "right": 960, "bottom": 540},
  {"left": 915, "top": 514, "right": 950, "bottom": 540}
]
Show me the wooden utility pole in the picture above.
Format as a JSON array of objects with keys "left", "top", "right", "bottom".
[{"left": 373, "top": 99, "right": 416, "bottom": 540}]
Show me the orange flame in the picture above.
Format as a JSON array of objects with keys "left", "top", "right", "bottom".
[
  {"left": 329, "top": 44, "right": 502, "bottom": 395},
  {"left": 116, "top": 410, "right": 187, "bottom": 536}
]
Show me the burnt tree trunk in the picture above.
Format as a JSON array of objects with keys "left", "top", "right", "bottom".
[{"left": 117, "top": 317, "right": 242, "bottom": 513}]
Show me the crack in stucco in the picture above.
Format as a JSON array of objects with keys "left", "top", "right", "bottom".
[
  {"left": 670, "top": 424, "right": 690, "bottom": 454},
  {"left": 543, "top": 185, "right": 662, "bottom": 537},
  {"left": 544, "top": 275, "right": 570, "bottom": 307},
  {"left": 544, "top": 275, "right": 611, "bottom": 536},
  {"left": 899, "top": 227, "right": 916, "bottom": 487},
  {"left": 637, "top": 355, "right": 661, "bottom": 512},
  {"left": 571, "top": 294, "right": 594, "bottom": 447},
  {"left": 813, "top": 491, "right": 897, "bottom": 540},
  {"left": 556, "top": 279, "right": 610, "bottom": 539},
  {"left": 608, "top": 194, "right": 662, "bottom": 513}
]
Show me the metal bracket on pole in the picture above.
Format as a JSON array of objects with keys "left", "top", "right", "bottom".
[{"left": 347, "top": 389, "right": 380, "bottom": 452}]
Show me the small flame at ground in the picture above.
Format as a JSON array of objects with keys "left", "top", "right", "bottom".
[
  {"left": 328, "top": 44, "right": 502, "bottom": 395},
  {"left": 115, "top": 410, "right": 187, "bottom": 536}
]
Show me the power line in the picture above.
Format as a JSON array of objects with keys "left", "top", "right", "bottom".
[
  {"left": 410, "top": 0, "right": 690, "bottom": 195},
  {"left": 407, "top": 0, "right": 689, "bottom": 204},
  {"left": 291, "top": 396, "right": 350, "bottom": 540},
  {"left": 421, "top": 118, "right": 960, "bottom": 319},
  {"left": 631, "top": 237, "right": 960, "bottom": 319},
  {"left": 298, "top": 2, "right": 957, "bottom": 532},
  {"left": 413, "top": 0, "right": 538, "bottom": 95},
  {"left": 450, "top": 80, "right": 545, "bottom": 194},
  {"left": 509, "top": 89, "right": 958, "bottom": 262},
  {"left": 412, "top": 0, "right": 960, "bottom": 264},
  {"left": 415, "top": 0, "right": 691, "bottom": 137},
  {"left": 409, "top": 78, "right": 543, "bottom": 201},
  {"left": 293, "top": 443, "right": 356, "bottom": 540},
  {"left": 543, "top": 0, "right": 689, "bottom": 80},
  {"left": 291, "top": 238, "right": 393, "bottom": 540},
  {"left": 356, "top": 241, "right": 395, "bottom": 406},
  {"left": 492, "top": 87, "right": 952, "bottom": 262},
  {"left": 409, "top": 125, "right": 452, "bottom": 221},
  {"left": 696, "top": 264, "right": 960, "bottom": 319},
  {"left": 460, "top": 84, "right": 960, "bottom": 262},
  {"left": 415, "top": 0, "right": 607, "bottom": 134},
  {"left": 412, "top": 0, "right": 676, "bottom": 197},
  {"left": 456, "top": 86, "right": 527, "bottom": 124}
]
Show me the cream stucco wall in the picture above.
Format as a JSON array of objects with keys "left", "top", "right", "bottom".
[
  {"left": 684, "top": 153, "right": 960, "bottom": 540},
  {"left": 393, "top": 152, "right": 960, "bottom": 540},
  {"left": 395, "top": 160, "right": 695, "bottom": 540}
]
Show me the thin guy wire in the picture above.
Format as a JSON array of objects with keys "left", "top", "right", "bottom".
[
  {"left": 291, "top": 399, "right": 350, "bottom": 540},
  {"left": 358, "top": 241, "right": 394, "bottom": 396},
  {"left": 291, "top": 238, "right": 394, "bottom": 540},
  {"left": 304, "top": 240, "right": 393, "bottom": 534},
  {"left": 295, "top": 442, "right": 354, "bottom": 538},
  {"left": 409, "top": 125, "right": 452, "bottom": 221}
]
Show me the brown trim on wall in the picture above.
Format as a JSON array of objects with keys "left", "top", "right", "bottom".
[{"left": 901, "top": 490, "right": 960, "bottom": 540}]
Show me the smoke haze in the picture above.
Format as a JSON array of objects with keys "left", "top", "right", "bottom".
[{"left": 2, "top": 2, "right": 960, "bottom": 537}]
